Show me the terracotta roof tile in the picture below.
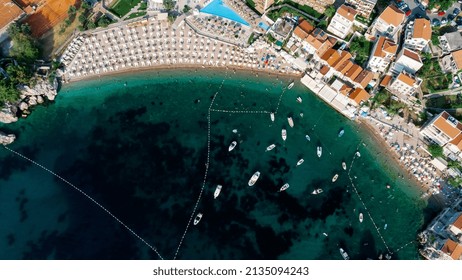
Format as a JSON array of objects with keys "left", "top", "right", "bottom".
[
  {"left": 339, "top": 84, "right": 353, "bottom": 96},
  {"left": 320, "top": 65, "right": 330, "bottom": 75},
  {"left": 298, "top": 19, "right": 315, "bottom": 34},
  {"left": 344, "top": 64, "right": 363, "bottom": 80},
  {"left": 402, "top": 48, "right": 422, "bottom": 63},
  {"left": 354, "top": 69, "right": 373, "bottom": 88},
  {"left": 349, "top": 88, "right": 370, "bottom": 105},
  {"left": 321, "top": 48, "right": 341, "bottom": 67},
  {"left": 380, "top": 75, "right": 392, "bottom": 87},
  {"left": 441, "top": 239, "right": 462, "bottom": 260},
  {"left": 453, "top": 49, "right": 462, "bottom": 70},
  {"left": 0, "top": 0, "right": 23, "bottom": 30},
  {"left": 413, "top": 18, "right": 431, "bottom": 40},
  {"left": 433, "top": 112, "right": 462, "bottom": 139},
  {"left": 293, "top": 26, "right": 308, "bottom": 40},
  {"left": 378, "top": 4, "right": 405, "bottom": 27},
  {"left": 453, "top": 213, "right": 462, "bottom": 229},
  {"left": 337, "top": 4, "right": 357, "bottom": 22},
  {"left": 396, "top": 72, "right": 416, "bottom": 87}
]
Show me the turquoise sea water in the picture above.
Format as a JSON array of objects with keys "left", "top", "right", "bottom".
[{"left": 0, "top": 69, "right": 430, "bottom": 259}]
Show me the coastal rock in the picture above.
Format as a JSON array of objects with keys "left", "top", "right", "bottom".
[
  {"left": 18, "top": 78, "right": 57, "bottom": 101},
  {"left": 0, "top": 105, "right": 18, "bottom": 123},
  {"left": 0, "top": 131, "right": 15, "bottom": 145},
  {"left": 19, "top": 102, "right": 29, "bottom": 111},
  {"left": 28, "top": 96, "right": 37, "bottom": 106},
  {"left": 37, "top": 96, "right": 44, "bottom": 104}
]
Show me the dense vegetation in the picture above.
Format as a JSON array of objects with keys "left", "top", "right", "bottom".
[
  {"left": 277, "top": 0, "right": 323, "bottom": 19},
  {"left": 419, "top": 54, "right": 452, "bottom": 93},
  {"left": 348, "top": 36, "right": 372, "bottom": 66},
  {"left": 428, "top": 144, "right": 444, "bottom": 158},
  {"left": 428, "top": 0, "right": 456, "bottom": 11},
  {"left": 110, "top": 0, "right": 142, "bottom": 17},
  {"left": 371, "top": 89, "right": 407, "bottom": 115}
]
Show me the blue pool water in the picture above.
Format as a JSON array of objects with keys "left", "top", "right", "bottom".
[
  {"left": 200, "top": 0, "right": 250, "bottom": 26},
  {"left": 258, "top": 22, "right": 270, "bottom": 30}
]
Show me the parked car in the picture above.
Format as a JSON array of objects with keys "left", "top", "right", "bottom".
[
  {"left": 432, "top": 18, "right": 441, "bottom": 26},
  {"left": 448, "top": 14, "right": 455, "bottom": 21},
  {"left": 454, "top": 8, "right": 461, "bottom": 16},
  {"left": 441, "top": 17, "right": 448, "bottom": 25},
  {"left": 438, "top": 11, "right": 446, "bottom": 16},
  {"left": 405, "top": 9, "right": 412, "bottom": 16}
]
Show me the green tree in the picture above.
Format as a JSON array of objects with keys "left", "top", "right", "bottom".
[
  {"left": 8, "top": 30, "right": 39, "bottom": 63},
  {"left": 6, "top": 65, "right": 32, "bottom": 85},
  {"left": 87, "top": 21, "right": 97, "bottom": 29},
  {"left": 68, "top": 5, "right": 77, "bottom": 16},
  {"left": 183, "top": 5, "right": 191, "bottom": 13},
  {"left": 78, "top": 14, "right": 87, "bottom": 24},
  {"left": 97, "top": 16, "right": 111, "bottom": 28},
  {"left": 163, "top": 0, "right": 175, "bottom": 11},
  {"left": 349, "top": 36, "right": 371, "bottom": 66},
  {"left": 428, "top": 144, "right": 443, "bottom": 158},
  {"left": 81, "top": 1, "right": 91, "bottom": 10},
  {"left": 0, "top": 80, "right": 20, "bottom": 105},
  {"left": 325, "top": 6, "right": 335, "bottom": 18}
]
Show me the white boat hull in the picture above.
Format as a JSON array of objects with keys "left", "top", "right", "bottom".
[
  {"left": 248, "top": 171, "right": 260, "bottom": 186},
  {"left": 282, "top": 129, "right": 287, "bottom": 141},
  {"left": 214, "top": 185, "right": 222, "bottom": 199}
]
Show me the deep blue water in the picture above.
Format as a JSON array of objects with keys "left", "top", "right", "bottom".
[{"left": 0, "top": 69, "right": 428, "bottom": 259}]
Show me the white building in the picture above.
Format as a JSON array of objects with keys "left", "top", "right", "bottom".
[
  {"left": 388, "top": 72, "right": 419, "bottom": 96},
  {"left": 327, "top": 5, "right": 357, "bottom": 39},
  {"left": 404, "top": 18, "right": 432, "bottom": 52},
  {"left": 391, "top": 48, "right": 423, "bottom": 75},
  {"left": 420, "top": 111, "right": 462, "bottom": 147},
  {"left": 367, "top": 36, "right": 397, "bottom": 73},
  {"left": 345, "top": 0, "right": 377, "bottom": 18},
  {"left": 369, "top": 4, "right": 405, "bottom": 40}
]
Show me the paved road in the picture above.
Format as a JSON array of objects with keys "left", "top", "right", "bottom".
[{"left": 402, "top": 0, "right": 462, "bottom": 23}]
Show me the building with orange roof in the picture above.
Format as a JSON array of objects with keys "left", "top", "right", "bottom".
[
  {"left": 370, "top": 4, "right": 405, "bottom": 40},
  {"left": 302, "top": 28, "right": 336, "bottom": 57},
  {"left": 440, "top": 239, "right": 462, "bottom": 260},
  {"left": 298, "top": 19, "right": 314, "bottom": 34},
  {"left": 447, "top": 212, "right": 462, "bottom": 239},
  {"left": 348, "top": 88, "right": 370, "bottom": 106},
  {"left": 392, "top": 48, "right": 423, "bottom": 75},
  {"left": 345, "top": 0, "right": 377, "bottom": 18},
  {"left": 327, "top": 4, "right": 357, "bottom": 39},
  {"left": 442, "top": 49, "right": 462, "bottom": 73},
  {"left": 404, "top": 18, "right": 431, "bottom": 52},
  {"left": 420, "top": 111, "right": 462, "bottom": 147},
  {"left": 388, "top": 72, "right": 419, "bottom": 96},
  {"left": 380, "top": 75, "right": 392, "bottom": 87},
  {"left": 293, "top": 26, "right": 309, "bottom": 41},
  {"left": 344, "top": 64, "right": 363, "bottom": 81},
  {"left": 0, "top": 0, "right": 24, "bottom": 32},
  {"left": 367, "top": 36, "right": 397, "bottom": 73},
  {"left": 354, "top": 69, "right": 373, "bottom": 88}
]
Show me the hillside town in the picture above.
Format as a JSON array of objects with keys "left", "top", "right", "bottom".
[{"left": 1, "top": 0, "right": 462, "bottom": 259}]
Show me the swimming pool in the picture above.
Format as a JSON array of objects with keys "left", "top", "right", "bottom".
[
  {"left": 258, "top": 22, "right": 270, "bottom": 30},
  {"left": 200, "top": 0, "right": 250, "bottom": 26}
]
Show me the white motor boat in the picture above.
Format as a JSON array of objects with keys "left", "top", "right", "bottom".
[
  {"left": 323, "top": 232, "right": 328, "bottom": 237},
  {"left": 288, "top": 117, "right": 294, "bottom": 128},
  {"left": 356, "top": 151, "right": 361, "bottom": 157},
  {"left": 232, "top": 129, "right": 238, "bottom": 133},
  {"left": 317, "top": 146, "right": 322, "bottom": 158},
  {"left": 228, "top": 141, "right": 237, "bottom": 152},
  {"left": 340, "top": 248, "right": 350, "bottom": 260},
  {"left": 305, "top": 134, "right": 310, "bottom": 141},
  {"left": 266, "top": 144, "right": 276, "bottom": 152},
  {"left": 312, "top": 188, "right": 323, "bottom": 195},
  {"left": 296, "top": 96, "right": 302, "bottom": 103},
  {"left": 279, "top": 183, "right": 290, "bottom": 192},
  {"left": 270, "top": 112, "right": 275, "bottom": 122},
  {"left": 332, "top": 174, "right": 339, "bottom": 182},
  {"left": 359, "top": 213, "right": 363, "bottom": 223},
  {"left": 214, "top": 185, "right": 222, "bottom": 199},
  {"left": 296, "top": 159, "right": 304, "bottom": 166},
  {"left": 288, "top": 81, "right": 294, "bottom": 89},
  {"left": 342, "top": 162, "right": 347, "bottom": 170},
  {"left": 248, "top": 171, "right": 260, "bottom": 186},
  {"left": 282, "top": 129, "right": 287, "bottom": 141},
  {"left": 194, "top": 213, "right": 203, "bottom": 225}
]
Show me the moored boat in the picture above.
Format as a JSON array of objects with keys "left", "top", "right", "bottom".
[
  {"left": 323, "top": 232, "right": 328, "bottom": 237},
  {"left": 296, "top": 96, "right": 302, "bottom": 103},
  {"left": 279, "top": 183, "right": 290, "bottom": 192},
  {"left": 340, "top": 248, "right": 350, "bottom": 260},
  {"left": 312, "top": 188, "right": 323, "bottom": 194},
  {"left": 356, "top": 151, "right": 361, "bottom": 157},
  {"left": 338, "top": 129, "right": 345, "bottom": 137},
  {"left": 266, "top": 144, "right": 276, "bottom": 152},
  {"left": 305, "top": 134, "right": 310, "bottom": 141},
  {"left": 317, "top": 146, "right": 322, "bottom": 158},
  {"left": 228, "top": 141, "right": 237, "bottom": 151},
  {"left": 194, "top": 213, "right": 203, "bottom": 225},
  {"left": 296, "top": 159, "right": 304, "bottom": 166},
  {"left": 288, "top": 81, "right": 294, "bottom": 89},
  {"left": 282, "top": 129, "right": 287, "bottom": 141},
  {"left": 332, "top": 174, "right": 339, "bottom": 182},
  {"left": 214, "top": 185, "right": 222, "bottom": 199},
  {"left": 359, "top": 213, "right": 363, "bottom": 223},
  {"left": 342, "top": 161, "right": 347, "bottom": 170},
  {"left": 288, "top": 117, "right": 294, "bottom": 128},
  {"left": 270, "top": 112, "right": 275, "bottom": 122},
  {"left": 248, "top": 171, "right": 260, "bottom": 186}
]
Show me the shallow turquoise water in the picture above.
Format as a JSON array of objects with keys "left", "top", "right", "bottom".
[{"left": 0, "top": 69, "right": 427, "bottom": 259}]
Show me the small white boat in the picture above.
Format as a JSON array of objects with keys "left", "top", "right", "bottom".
[
  {"left": 228, "top": 141, "right": 237, "bottom": 151},
  {"left": 338, "top": 129, "right": 345, "bottom": 137},
  {"left": 332, "top": 174, "right": 339, "bottom": 182},
  {"left": 296, "top": 96, "right": 302, "bottom": 103},
  {"left": 342, "top": 162, "right": 347, "bottom": 170},
  {"left": 322, "top": 232, "right": 328, "bottom": 237},
  {"left": 317, "top": 146, "right": 322, "bottom": 158},
  {"left": 305, "top": 134, "right": 310, "bottom": 141},
  {"left": 279, "top": 183, "right": 290, "bottom": 192},
  {"left": 248, "top": 171, "right": 260, "bottom": 186},
  {"left": 359, "top": 213, "right": 363, "bottom": 223},
  {"left": 288, "top": 81, "right": 294, "bottom": 89},
  {"left": 214, "top": 185, "right": 222, "bottom": 199},
  {"left": 194, "top": 213, "right": 203, "bottom": 225},
  {"left": 282, "top": 129, "right": 287, "bottom": 141},
  {"left": 340, "top": 248, "right": 350, "bottom": 260},
  {"left": 266, "top": 144, "right": 276, "bottom": 152},
  {"left": 288, "top": 117, "right": 294, "bottom": 128},
  {"left": 296, "top": 159, "right": 304, "bottom": 166},
  {"left": 270, "top": 112, "right": 275, "bottom": 122},
  {"left": 384, "top": 224, "right": 388, "bottom": 230},
  {"left": 232, "top": 129, "right": 238, "bottom": 133},
  {"left": 312, "top": 188, "right": 323, "bottom": 194},
  {"left": 356, "top": 151, "right": 361, "bottom": 157}
]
